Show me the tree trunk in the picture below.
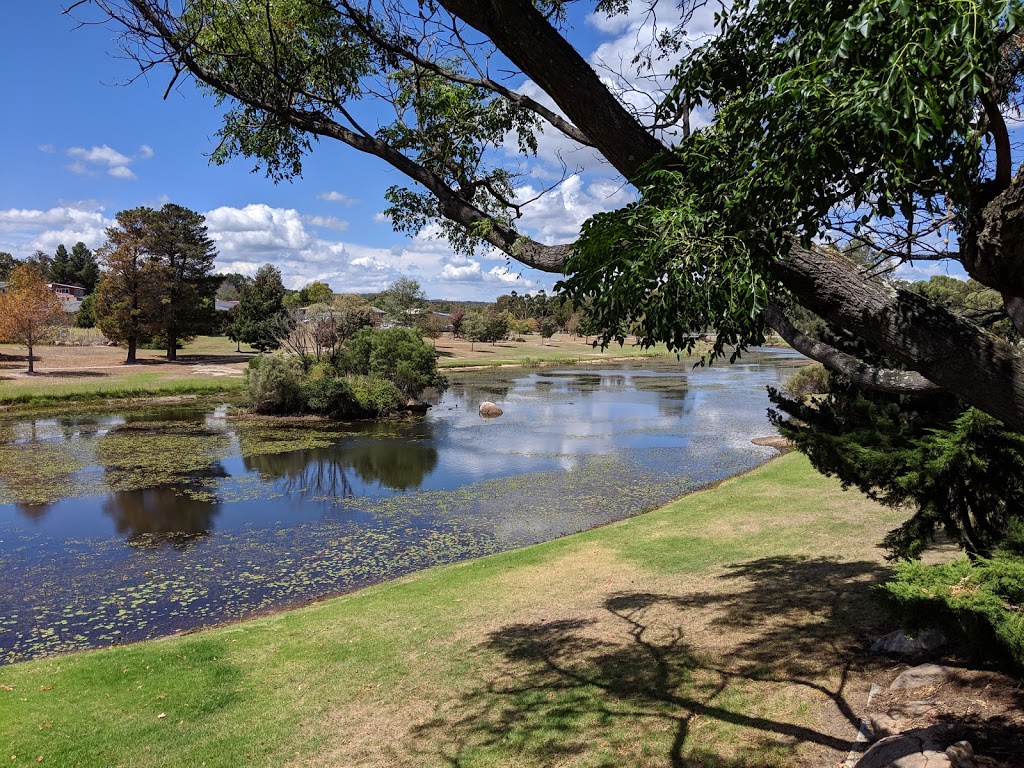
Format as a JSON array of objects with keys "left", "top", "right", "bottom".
[
  {"left": 166, "top": 333, "right": 177, "bottom": 361},
  {"left": 773, "top": 246, "right": 1024, "bottom": 431},
  {"left": 126, "top": 338, "right": 137, "bottom": 364},
  {"left": 26, "top": 341, "right": 33, "bottom": 374}
]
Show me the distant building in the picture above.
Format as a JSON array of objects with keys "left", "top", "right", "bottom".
[
  {"left": 0, "top": 281, "right": 85, "bottom": 313},
  {"left": 215, "top": 299, "right": 240, "bottom": 312},
  {"left": 48, "top": 283, "right": 87, "bottom": 300}
]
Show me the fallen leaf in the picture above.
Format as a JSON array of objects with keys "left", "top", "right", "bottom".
[
  {"left": 38, "top": 686, "right": 53, "bottom": 692},
  {"left": 157, "top": 713, "right": 166, "bottom": 720}
]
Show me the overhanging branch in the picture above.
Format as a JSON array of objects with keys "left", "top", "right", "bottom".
[{"left": 763, "top": 304, "right": 943, "bottom": 394}]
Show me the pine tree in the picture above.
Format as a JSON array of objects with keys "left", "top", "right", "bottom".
[
  {"left": 70, "top": 242, "right": 99, "bottom": 294},
  {"left": 145, "top": 204, "right": 219, "bottom": 360},
  {"left": 231, "top": 264, "right": 289, "bottom": 352},
  {"left": 49, "top": 244, "right": 76, "bottom": 285},
  {"left": 95, "top": 208, "right": 157, "bottom": 364}
]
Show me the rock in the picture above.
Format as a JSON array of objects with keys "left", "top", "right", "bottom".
[
  {"left": 478, "top": 401, "right": 503, "bottom": 418},
  {"left": 890, "top": 664, "right": 955, "bottom": 691},
  {"left": 868, "top": 714, "right": 903, "bottom": 739},
  {"left": 871, "top": 629, "right": 948, "bottom": 654},
  {"left": 855, "top": 728, "right": 954, "bottom": 768},
  {"left": 945, "top": 742, "right": 976, "bottom": 768}
]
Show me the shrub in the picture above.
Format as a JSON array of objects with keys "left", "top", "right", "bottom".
[
  {"left": 340, "top": 327, "right": 446, "bottom": 398},
  {"left": 303, "top": 374, "right": 357, "bottom": 418},
  {"left": 876, "top": 526, "right": 1024, "bottom": 676},
  {"left": 246, "top": 353, "right": 304, "bottom": 414},
  {"left": 347, "top": 375, "right": 404, "bottom": 416},
  {"left": 782, "top": 363, "right": 830, "bottom": 399}
]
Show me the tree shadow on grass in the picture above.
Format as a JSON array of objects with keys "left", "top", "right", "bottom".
[{"left": 413, "top": 556, "right": 892, "bottom": 767}]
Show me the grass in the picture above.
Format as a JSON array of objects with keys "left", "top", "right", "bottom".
[
  {"left": 0, "top": 372, "right": 245, "bottom": 406},
  {"left": 0, "top": 453, "right": 906, "bottom": 767},
  {"left": 0, "top": 335, "right": 250, "bottom": 406},
  {"left": 434, "top": 332, "right": 685, "bottom": 368}
]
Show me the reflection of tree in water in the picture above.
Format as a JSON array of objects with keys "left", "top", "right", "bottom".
[
  {"left": 244, "top": 437, "right": 439, "bottom": 497},
  {"left": 102, "top": 465, "right": 227, "bottom": 548},
  {"left": 450, "top": 374, "right": 516, "bottom": 405},
  {"left": 343, "top": 440, "right": 439, "bottom": 490},
  {"left": 244, "top": 447, "right": 356, "bottom": 500},
  {"left": 14, "top": 501, "right": 54, "bottom": 522}
]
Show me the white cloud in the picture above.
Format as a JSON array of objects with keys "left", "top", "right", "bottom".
[
  {"left": 317, "top": 190, "right": 358, "bottom": 205},
  {"left": 37, "top": 144, "right": 55, "bottom": 154},
  {"left": 107, "top": 165, "right": 137, "bottom": 181},
  {"left": 68, "top": 145, "right": 133, "bottom": 167},
  {"left": 64, "top": 143, "right": 153, "bottom": 181},
  {"left": 0, "top": 206, "right": 112, "bottom": 255},
  {"left": 303, "top": 214, "right": 350, "bottom": 232},
  {"left": 440, "top": 259, "right": 483, "bottom": 281},
  {"left": 0, "top": 202, "right": 555, "bottom": 301},
  {"left": 893, "top": 260, "right": 969, "bottom": 283},
  {"left": 513, "top": 175, "right": 634, "bottom": 245}
]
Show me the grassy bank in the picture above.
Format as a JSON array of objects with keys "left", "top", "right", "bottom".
[
  {"left": 434, "top": 333, "right": 681, "bottom": 368},
  {"left": 0, "top": 454, "right": 904, "bottom": 767},
  {"left": 0, "top": 335, "right": 250, "bottom": 406},
  {"left": 0, "top": 373, "right": 245, "bottom": 407}
]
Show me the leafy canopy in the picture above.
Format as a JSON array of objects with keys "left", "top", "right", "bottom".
[{"left": 562, "top": 0, "right": 1024, "bottom": 359}]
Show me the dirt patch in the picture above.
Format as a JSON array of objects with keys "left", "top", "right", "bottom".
[
  {"left": 752, "top": 435, "right": 796, "bottom": 452},
  {"left": 865, "top": 664, "right": 1024, "bottom": 767}
]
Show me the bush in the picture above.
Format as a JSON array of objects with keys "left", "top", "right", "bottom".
[
  {"left": 340, "top": 327, "right": 446, "bottom": 398},
  {"left": 876, "top": 527, "right": 1024, "bottom": 676},
  {"left": 302, "top": 373, "right": 357, "bottom": 418},
  {"left": 782, "top": 363, "right": 830, "bottom": 399},
  {"left": 348, "top": 375, "right": 404, "bottom": 416},
  {"left": 246, "top": 353, "right": 304, "bottom": 414}
]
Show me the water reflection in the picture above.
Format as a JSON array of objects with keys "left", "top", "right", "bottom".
[
  {"left": 103, "top": 478, "right": 223, "bottom": 548},
  {"left": 243, "top": 439, "right": 440, "bottom": 496}
]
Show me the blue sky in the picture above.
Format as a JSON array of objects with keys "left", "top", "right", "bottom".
[{"left": 1, "top": 3, "right": 695, "bottom": 300}]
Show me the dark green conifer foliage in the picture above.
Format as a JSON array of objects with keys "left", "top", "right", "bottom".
[{"left": 231, "top": 264, "right": 290, "bottom": 352}]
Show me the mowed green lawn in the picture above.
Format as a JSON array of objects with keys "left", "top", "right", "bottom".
[{"left": 0, "top": 454, "right": 905, "bottom": 767}]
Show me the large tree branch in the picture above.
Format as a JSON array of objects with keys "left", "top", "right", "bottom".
[
  {"left": 774, "top": 247, "right": 1024, "bottom": 430},
  {"left": 113, "top": 0, "right": 570, "bottom": 272},
  {"left": 437, "top": 0, "right": 667, "bottom": 180},
  {"left": 762, "top": 304, "right": 943, "bottom": 394},
  {"left": 336, "top": 0, "right": 595, "bottom": 147}
]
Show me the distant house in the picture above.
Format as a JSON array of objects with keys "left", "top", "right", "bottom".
[
  {"left": 215, "top": 299, "right": 240, "bottom": 312},
  {"left": 48, "top": 283, "right": 87, "bottom": 300},
  {"left": 0, "top": 281, "right": 85, "bottom": 313}
]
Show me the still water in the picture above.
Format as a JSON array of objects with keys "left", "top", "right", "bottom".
[{"left": 0, "top": 350, "right": 803, "bottom": 663}]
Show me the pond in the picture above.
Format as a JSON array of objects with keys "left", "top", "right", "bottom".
[{"left": 0, "top": 349, "right": 804, "bottom": 664}]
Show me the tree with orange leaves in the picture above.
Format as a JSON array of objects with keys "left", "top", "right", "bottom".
[{"left": 0, "top": 264, "right": 67, "bottom": 373}]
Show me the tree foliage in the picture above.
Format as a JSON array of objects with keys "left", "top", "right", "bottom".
[
  {"left": 0, "top": 264, "right": 67, "bottom": 373},
  {"left": 378, "top": 277, "right": 426, "bottom": 327},
  {"left": 231, "top": 264, "right": 290, "bottom": 352},
  {"left": 143, "top": 204, "right": 219, "bottom": 360},
  {"left": 95, "top": 208, "right": 156, "bottom": 363}
]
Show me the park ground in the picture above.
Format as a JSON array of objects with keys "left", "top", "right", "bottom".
[
  {"left": 0, "top": 453, "right": 959, "bottom": 767},
  {"left": 0, "top": 331, "right": 682, "bottom": 405}
]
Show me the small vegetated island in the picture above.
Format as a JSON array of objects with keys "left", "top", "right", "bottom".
[{"left": 246, "top": 326, "right": 447, "bottom": 419}]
